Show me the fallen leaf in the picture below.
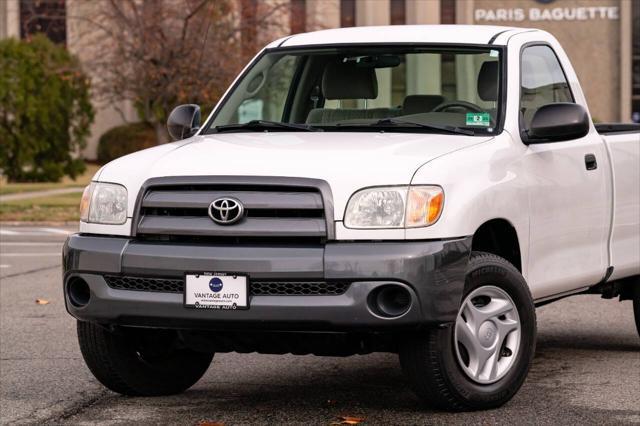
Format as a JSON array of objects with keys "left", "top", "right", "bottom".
[
  {"left": 35, "top": 299, "right": 49, "bottom": 305},
  {"left": 197, "top": 421, "right": 224, "bottom": 426},
  {"left": 334, "top": 416, "right": 365, "bottom": 425}
]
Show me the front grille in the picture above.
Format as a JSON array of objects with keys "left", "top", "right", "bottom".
[
  {"left": 133, "top": 178, "right": 332, "bottom": 242},
  {"left": 105, "top": 276, "right": 183, "bottom": 293},
  {"left": 250, "top": 281, "right": 350, "bottom": 296},
  {"left": 104, "top": 276, "right": 350, "bottom": 296}
]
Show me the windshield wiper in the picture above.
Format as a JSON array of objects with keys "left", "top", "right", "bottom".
[
  {"left": 211, "top": 120, "right": 322, "bottom": 133},
  {"left": 371, "top": 118, "right": 475, "bottom": 136},
  {"left": 335, "top": 118, "right": 475, "bottom": 136}
]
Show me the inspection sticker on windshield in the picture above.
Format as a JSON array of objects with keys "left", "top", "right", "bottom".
[
  {"left": 466, "top": 112, "right": 491, "bottom": 127},
  {"left": 184, "top": 272, "right": 249, "bottom": 310}
]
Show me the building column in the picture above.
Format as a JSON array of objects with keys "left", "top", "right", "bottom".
[
  {"left": 356, "top": 0, "right": 390, "bottom": 27},
  {"left": 405, "top": 0, "right": 441, "bottom": 95},
  {"left": 356, "top": 0, "right": 391, "bottom": 108},
  {"left": 306, "top": 0, "right": 340, "bottom": 31},
  {"left": 453, "top": 0, "right": 476, "bottom": 102},
  {"left": 0, "top": 0, "right": 20, "bottom": 39},
  {"left": 455, "top": 0, "right": 474, "bottom": 24},
  {"left": 405, "top": 0, "right": 439, "bottom": 24},
  {"left": 619, "top": 0, "right": 632, "bottom": 122}
]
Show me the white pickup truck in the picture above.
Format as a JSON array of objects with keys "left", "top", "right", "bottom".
[{"left": 63, "top": 25, "right": 640, "bottom": 411}]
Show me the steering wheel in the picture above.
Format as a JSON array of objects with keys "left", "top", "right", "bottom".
[{"left": 432, "top": 101, "right": 484, "bottom": 113}]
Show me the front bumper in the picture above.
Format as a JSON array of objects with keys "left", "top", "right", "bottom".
[{"left": 63, "top": 234, "right": 472, "bottom": 330}]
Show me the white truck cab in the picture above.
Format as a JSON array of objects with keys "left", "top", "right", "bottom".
[{"left": 64, "top": 25, "right": 640, "bottom": 411}]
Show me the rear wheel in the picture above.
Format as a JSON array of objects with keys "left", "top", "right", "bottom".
[
  {"left": 77, "top": 321, "right": 213, "bottom": 396},
  {"left": 633, "top": 287, "right": 640, "bottom": 338},
  {"left": 399, "top": 252, "right": 536, "bottom": 411}
]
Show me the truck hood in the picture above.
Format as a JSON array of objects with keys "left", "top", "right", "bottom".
[{"left": 98, "top": 132, "right": 492, "bottom": 220}]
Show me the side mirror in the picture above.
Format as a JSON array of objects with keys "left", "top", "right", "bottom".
[
  {"left": 167, "top": 104, "right": 201, "bottom": 141},
  {"left": 526, "top": 102, "right": 589, "bottom": 143}
]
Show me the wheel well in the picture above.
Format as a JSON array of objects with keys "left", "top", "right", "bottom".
[{"left": 472, "top": 219, "right": 522, "bottom": 271}]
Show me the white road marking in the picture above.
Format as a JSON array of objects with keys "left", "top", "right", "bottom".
[
  {"left": 0, "top": 242, "right": 63, "bottom": 246},
  {"left": 1, "top": 253, "right": 60, "bottom": 257},
  {"left": 36, "top": 227, "right": 72, "bottom": 235},
  {"left": 0, "top": 227, "right": 74, "bottom": 237},
  {"left": 0, "top": 264, "right": 10, "bottom": 268}
]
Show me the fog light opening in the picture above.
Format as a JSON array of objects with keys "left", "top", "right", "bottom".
[
  {"left": 370, "top": 285, "right": 412, "bottom": 318},
  {"left": 67, "top": 277, "right": 91, "bottom": 308}
]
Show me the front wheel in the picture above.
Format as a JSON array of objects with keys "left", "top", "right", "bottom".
[
  {"left": 77, "top": 321, "right": 213, "bottom": 396},
  {"left": 399, "top": 252, "right": 536, "bottom": 411}
]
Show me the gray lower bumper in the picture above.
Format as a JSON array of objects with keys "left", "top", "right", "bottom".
[{"left": 63, "top": 235, "right": 472, "bottom": 330}]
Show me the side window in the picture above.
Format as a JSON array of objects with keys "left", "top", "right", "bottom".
[
  {"left": 236, "top": 56, "right": 298, "bottom": 123},
  {"left": 520, "top": 45, "right": 574, "bottom": 129}
]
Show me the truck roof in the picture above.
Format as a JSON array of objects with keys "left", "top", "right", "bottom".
[{"left": 274, "top": 25, "right": 536, "bottom": 48}]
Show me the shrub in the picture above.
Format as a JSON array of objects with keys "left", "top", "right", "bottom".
[
  {"left": 97, "top": 122, "right": 157, "bottom": 163},
  {"left": 0, "top": 35, "right": 94, "bottom": 182}
]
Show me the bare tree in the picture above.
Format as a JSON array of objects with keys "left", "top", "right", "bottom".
[{"left": 70, "top": 0, "right": 289, "bottom": 143}]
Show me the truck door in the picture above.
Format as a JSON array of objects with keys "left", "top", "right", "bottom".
[{"left": 519, "top": 44, "right": 610, "bottom": 299}]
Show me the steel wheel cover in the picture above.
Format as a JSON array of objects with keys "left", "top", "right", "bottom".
[{"left": 454, "top": 285, "right": 521, "bottom": 384}]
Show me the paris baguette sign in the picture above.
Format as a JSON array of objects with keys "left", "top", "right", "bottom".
[{"left": 475, "top": 0, "right": 619, "bottom": 23}]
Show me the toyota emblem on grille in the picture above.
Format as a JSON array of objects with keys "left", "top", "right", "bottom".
[{"left": 208, "top": 197, "right": 244, "bottom": 225}]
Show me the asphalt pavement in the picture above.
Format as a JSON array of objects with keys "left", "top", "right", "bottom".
[{"left": 0, "top": 225, "right": 638, "bottom": 425}]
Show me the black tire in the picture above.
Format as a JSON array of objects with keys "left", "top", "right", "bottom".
[
  {"left": 399, "top": 251, "right": 536, "bottom": 411},
  {"left": 633, "top": 286, "right": 640, "bottom": 338},
  {"left": 77, "top": 321, "right": 213, "bottom": 396}
]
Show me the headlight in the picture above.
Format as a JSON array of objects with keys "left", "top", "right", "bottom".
[
  {"left": 79, "top": 182, "right": 128, "bottom": 225},
  {"left": 344, "top": 186, "right": 443, "bottom": 229}
]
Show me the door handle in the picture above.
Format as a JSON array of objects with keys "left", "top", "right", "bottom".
[{"left": 585, "top": 153, "right": 597, "bottom": 170}]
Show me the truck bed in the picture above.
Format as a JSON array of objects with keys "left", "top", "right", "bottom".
[{"left": 595, "top": 123, "right": 640, "bottom": 135}]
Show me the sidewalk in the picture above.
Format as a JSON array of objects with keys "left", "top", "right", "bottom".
[{"left": 0, "top": 187, "right": 84, "bottom": 202}]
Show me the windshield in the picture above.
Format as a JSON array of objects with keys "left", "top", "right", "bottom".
[{"left": 203, "top": 46, "right": 503, "bottom": 135}]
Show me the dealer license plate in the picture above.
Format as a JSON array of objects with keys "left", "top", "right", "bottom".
[{"left": 184, "top": 273, "right": 249, "bottom": 310}]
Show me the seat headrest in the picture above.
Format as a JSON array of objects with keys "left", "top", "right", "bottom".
[
  {"left": 402, "top": 95, "right": 445, "bottom": 115},
  {"left": 322, "top": 61, "right": 378, "bottom": 100},
  {"left": 477, "top": 61, "right": 498, "bottom": 102}
]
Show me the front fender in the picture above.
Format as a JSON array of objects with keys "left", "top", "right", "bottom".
[{"left": 406, "top": 134, "right": 530, "bottom": 275}]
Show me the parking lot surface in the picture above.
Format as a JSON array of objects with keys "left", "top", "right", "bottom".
[{"left": 1, "top": 225, "right": 638, "bottom": 425}]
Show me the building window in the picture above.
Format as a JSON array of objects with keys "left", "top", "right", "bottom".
[
  {"left": 19, "top": 0, "right": 66, "bottom": 45},
  {"left": 390, "top": 0, "right": 405, "bottom": 25},
  {"left": 632, "top": 1, "right": 640, "bottom": 122},
  {"left": 290, "top": 0, "right": 306, "bottom": 34},
  {"left": 440, "top": 0, "right": 456, "bottom": 25},
  {"left": 340, "top": 0, "right": 355, "bottom": 28}
]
